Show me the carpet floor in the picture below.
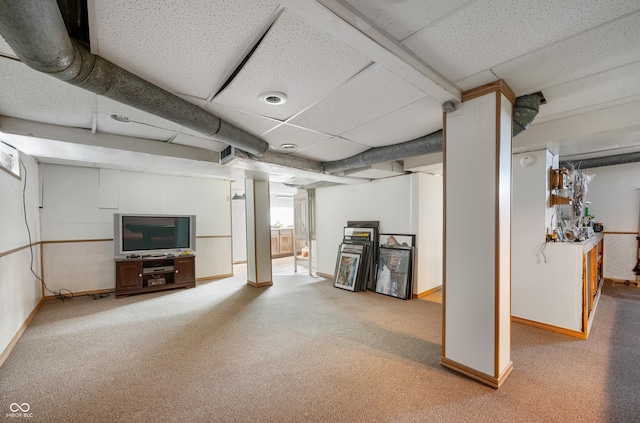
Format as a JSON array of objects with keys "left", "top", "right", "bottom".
[{"left": 1, "top": 267, "right": 639, "bottom": 422}]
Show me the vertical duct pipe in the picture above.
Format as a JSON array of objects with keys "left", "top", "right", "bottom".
[{"left": 0, "top": 0, "right": 270, "bottom": 157}]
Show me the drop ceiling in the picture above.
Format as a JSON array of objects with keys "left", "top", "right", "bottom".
[{"left": 1, "top": 0, "right": 639, "bottom": 185}]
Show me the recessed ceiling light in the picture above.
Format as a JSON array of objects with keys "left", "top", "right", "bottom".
[
  {"left": 280, "top": 143, "right": 297, "bottom": 149},
  {"left": 259, "top": 91, "right": 287, "bottom": 105},
  {"left": 110, "top": 114, "right": 130, "bottom": 122}
]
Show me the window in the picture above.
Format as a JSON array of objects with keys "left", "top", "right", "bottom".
[{"left": 0, "top": 140, "right": 20, "bottom": 179}]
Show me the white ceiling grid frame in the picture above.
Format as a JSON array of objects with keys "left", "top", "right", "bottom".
[
  {"left": 403, "top": 0, "right": 640, "bottom": 83},
  {"left": 456, "top": 10, "right": 640, "bottom": 94},
  {"left": 278, "top": 0, "right": 461, "bottom": 102},
  {"left": 341, "top": 0, "right": 476, "bottom": 41},
  {"left": 211, "top": 9, "right": 372, "bottom": 120},
  {"left": 260, "top": 123, "right": 333, "bottom": 152},
  {"left": 0, "top": 60, "right": 96, "bottom": 129},
  {"left": 533, "top": 61, "right": 640, "bottom": 119},
  {"left": 88, "top": 0, "right": 281, "bottom": 99},
  {"left": 206, "top": 102, "right": 283, "bottom": 138},
  {"left": 288, "top": 63, "right": 426, "bottom": 136},
  {"left": 340, "top": 97, "right": 443, "bottom": 148}
]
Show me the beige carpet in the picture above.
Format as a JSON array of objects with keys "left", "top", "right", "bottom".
[{"left": 1, "top": 268, "right": 639, "bottom": 422}]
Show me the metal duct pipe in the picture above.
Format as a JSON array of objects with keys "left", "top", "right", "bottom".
[
  {"left": 0, "top": 0, "right": 269, "bottom": 157},
  {"left": 321, "top": 130, "right": 443, "bottom": 174},
  {"left": 560, "top": 151, "right": 640, "bottom": 169},
  {"left": 513, "top": 92, "right": 544, "bottom": 137},
  {"left": 322, "top": 93, "right": 544, "bottom": 174}
]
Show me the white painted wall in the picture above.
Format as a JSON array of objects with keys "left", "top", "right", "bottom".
[
  {"left": 316, "top": 174, "right": 418, "bottom": 277},
  {"left": 316, "top": 173, "right": 443, "bottom": 295},
  {"left": 231, "top": 180, "right": 247, "bottom": 263},
  {"left": 585, "top": 161, "right": 640, "bottom": 281},
  {"left": 0, "top": 152, "right": 42, "bottom": 359},
  {"left": 39, "top": 164, "right": 233, "bottom": 293},
  {"left": 416, "top": 173, "right": 443, "bottom": 294}
]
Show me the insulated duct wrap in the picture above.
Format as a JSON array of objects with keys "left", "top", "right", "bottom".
[
  {"left": 321, "top": 130, "right": 443, "bottom": 174},
  {"left": 560, "top": 151, "right": 640, "bottom": 169},
  {"left": 513, "top": 92, "right": 544, "bottom": 137},
  {"left": 322, "top": 93, "right": 544, "bottom": 174},
  {"left": 0, "top": 0, "right": 269, "bottom": 157}
]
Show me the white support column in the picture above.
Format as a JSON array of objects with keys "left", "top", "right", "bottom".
[
  {"left": 245, "top": 179, "right": 273, "bottom": 287},
  {"left": 441, "top": 80, "right": 514, "bottom": 389}
]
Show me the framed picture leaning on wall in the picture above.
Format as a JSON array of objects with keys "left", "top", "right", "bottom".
[{"left": 375, "top": 245, "right": 413, "bottom": 300}]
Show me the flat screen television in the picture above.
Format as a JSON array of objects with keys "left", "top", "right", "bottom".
[{"left": 113, "top": 213, "right": 196, "bottom": 257}]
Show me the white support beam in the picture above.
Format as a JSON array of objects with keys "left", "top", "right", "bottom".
[{"left": 278, "top": 0, "right": 461, "bottom": 103}]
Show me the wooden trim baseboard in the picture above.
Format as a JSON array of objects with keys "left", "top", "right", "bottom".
[
  {"left": 196, "top": 235, "right": 232, "bottom": 239},
  {"left": 413, "top": 286, "right": 442, "bottom": 299},
  {"left": 196, "top": 273, "right": 233, "bottom": 282},
  {"left": 316, "top": 272, "right": 333, "bottom": 280},
  {"left": 602, "top": 231, "right": 637, "bottom": 235},
  {"left": 0, "top": 298, "right": 44, "bottom": 369},
  {"left": 44, "top": 288, "right": 115, "bottom": 301},
  {"left": 440, "top": 356, "right": 513, "bottom": 389},
  {"left": 511, "top": 316, "right": 586, "bottom": 339},
  {"left": 247, "top": 280, "right": 273, "bottom": 288},
  {"left": 40, "top": 239, "right": 112, "bottom": 244},
  {"left": 0, "top": 242, "right": 41, "bottom": 258}
]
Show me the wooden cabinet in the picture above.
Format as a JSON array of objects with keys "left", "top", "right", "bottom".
[
  {"left": 270, "top": 229, "right": 294, "bottom": 257},
  {"left": 115, "top": 255, "right": 195, "bottom": 298},
  {"left": 279, "top": 230, "right": 293, "bottom": 255}
]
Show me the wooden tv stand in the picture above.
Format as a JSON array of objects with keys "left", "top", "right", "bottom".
[{"left": 115, "top": 254, "right": 195, "bottom": 298}]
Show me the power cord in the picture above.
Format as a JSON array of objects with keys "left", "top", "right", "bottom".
[{"left": 21, "top": 159, "right": 73, "bottom": 301}]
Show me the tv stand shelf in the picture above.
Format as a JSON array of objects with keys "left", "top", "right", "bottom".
[{"left": 115, "top": 255, "right": 195, "bottom": 298}]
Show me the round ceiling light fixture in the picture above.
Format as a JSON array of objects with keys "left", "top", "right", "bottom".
[
  {"left": 259, "top": 91, "right": 288, "bottom": 105},
  {"left": 280, "top": 143, "right": 297, "bottom": 150}
]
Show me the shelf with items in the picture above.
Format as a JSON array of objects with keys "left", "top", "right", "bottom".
[{"left": 549, "top": 167, "right": 571, "bottom": 206}]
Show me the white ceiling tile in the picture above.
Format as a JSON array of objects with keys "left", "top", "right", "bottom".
[
  {"left": 0, "top": 37, "right": 16, "bottom": 57},
  {"left": 211, "top": 9, "right": 372, "bottom": 120},
  {"left": 0, "top": 60, "right": 95, "bottom": 128},
  {"left": 536, "top": 61, "right": 640, "bottom": 119},
  {"left": 96, "top": 114, "right": 176, "bottom": 142},
  {"left": 261, "top": 124, "right": 332, "bottom": 153},
  {"left": 457, "top": 12, "right": 640, "bottom": 94},
  {"left": 342, "top": 0, "right": 474, "bottom": 41},
  {"left": 341, "top": 97, "right": 442, "bottom": 147},
  {"left": 205, "top": 102, "right": 281, "bottom": 138},
  {"left": 404, "top": 0, "right": 640, "bottom": 82},
  {"left": 288, "top": 64, "right": 426, "bottom": 135},
  {"left": 292, "top": 137, "right": 369, "bottom": 162},
  {"left": 92, "top": 0, "right": 279, "bottom": 99}
]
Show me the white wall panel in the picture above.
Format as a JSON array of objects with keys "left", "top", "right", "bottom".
[
  {"left": 586, "top": 162, "right": 640, "bottom": 233},
  {"left": 0, "top": 247, "right": 42, "bottom": 357},
  {"left": 604, "top": 234, "right": 637, "bottom": 281},
  {"left": 42, "top": 241, "right": 114, "bottom": 293},
  {"left": 38, "top": 164, "right": 233, "bottom": 294},
  {"left": 445, "top": 95, "right": 496, "bottom": 376},
  {"left": 196, "top": 237, "right": 233, "bottom": 279},
  {"left": 417, "top": 173, "right": 443, "bottom": 294},
  {"left": 316, "top": 174, "right": 416, "bottom": 276},
  {"left": 0, "top": 153, "right": 41, "bottom": 358}
]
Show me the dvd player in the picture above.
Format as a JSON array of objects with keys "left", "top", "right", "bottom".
[{"left": 143, "top": 266, "right": 174, "bottom": 274}]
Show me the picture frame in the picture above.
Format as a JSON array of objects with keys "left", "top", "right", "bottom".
[
  {"left": 375, "top": 246, "right": 413, "bottom": 300},
  {"left": 379, "top": 233, "right": 415, "bottom": 248},
  {"left": 0, "top": 141, "right": 21, "bottom": 180},
  {"left": 333, "top": 250, "right": 361, "bottom": 292}
]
